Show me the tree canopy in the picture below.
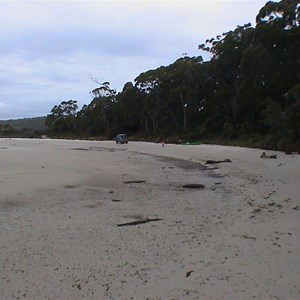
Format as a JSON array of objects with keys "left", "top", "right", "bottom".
[{"left": 46, "top": 0, "right": 300, "bottom": 151}]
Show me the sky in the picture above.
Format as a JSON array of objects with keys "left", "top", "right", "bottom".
[{"left": 0, "top": 0, "right": 273, "bottom": 120}]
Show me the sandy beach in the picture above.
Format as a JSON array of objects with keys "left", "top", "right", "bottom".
[{"left": 0, "top": 138, "right": 299, "bottom": 300}]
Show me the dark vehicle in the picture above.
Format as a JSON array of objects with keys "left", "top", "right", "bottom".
[{"left": 115, "top": 134, "right": 128, "bottom": 144}]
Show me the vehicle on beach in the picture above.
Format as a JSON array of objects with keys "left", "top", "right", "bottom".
[{"left": 115, "top": 134, "right": 128, "bottom": 144}]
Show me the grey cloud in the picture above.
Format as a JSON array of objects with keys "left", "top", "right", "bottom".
[
  {"left": 0, "top": 0, "right": 272, "bottom": 119},
  {"left": 0, "top": 29, "right": 151, "bottom": 59}
]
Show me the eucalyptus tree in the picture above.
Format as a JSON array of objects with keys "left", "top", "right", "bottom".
[
  {"left": 239, "top": 0, "right": 300, "bottom": 135},
  {"left": 134, "top": 67, "right": 166, "bottom": 133},
  {"left": 199, "top": 23, "right": 254, "bottom": 132},
  {"left": 114, "top": 82, "right": 143, "bottom": 133},
  {"left": 256, "top": 0, "right": 299, "bottom": 29},
  {"left": 162, "top": 56, "right": 204, "bottom": 130},
  {"left": 45, "top": 100, "right": 78, "bottom": 134},
  {"left": 87, "top": 81, "right": 117, "bottom": 135}
]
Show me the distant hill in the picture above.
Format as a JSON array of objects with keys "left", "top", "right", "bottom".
[{"left": 0, "top": 116, "right": 47, "bottom": 131}]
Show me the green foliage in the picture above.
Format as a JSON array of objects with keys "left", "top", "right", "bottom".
[
  {"left": 0, "top": 123, "right": 16, "bottom": 136},
  {"left": 256, "top": 0, "right": 300, "bottom": 29},
  {"left": 0, "top": 117, "right": 47, "bottom": 132},
  {"left": 46, "top": 100, "right": 78, "bottom": 135}
]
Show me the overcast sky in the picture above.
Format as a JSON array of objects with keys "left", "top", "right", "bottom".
[{"left": 0, "top": 0, "right": 273, "bottom": 120}]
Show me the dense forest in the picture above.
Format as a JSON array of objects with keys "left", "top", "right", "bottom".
[{"left": 45, "top": 0, "right": 299, "bottom": 152}]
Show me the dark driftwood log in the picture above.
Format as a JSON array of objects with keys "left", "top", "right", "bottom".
[
  {"left": 205, "top": 159, "right": 232, "bottom": 164},
  {"left": 186, "top": 270, "right": 194, "bottom": 277},
  {"left": 117, "top": 218, "right": 162, "bottom": 227},
  {"left": 182, "top": 184, "right": 205, "bottom": 189},
  {"left": 123, "top": 180, "right": 146, "bottom": 184}
]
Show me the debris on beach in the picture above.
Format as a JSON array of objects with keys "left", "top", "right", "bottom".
[
  {"left": 186, "top": 270, "right": 194, "bottom": 277},
  {"left": 117, "top": 217, "right": 162, "bottom": 227},
  {"left": 123, "top": 180, "right": 146, "bottom": 184},
  {"left": 260, "top": 152, "right": 277, "bottom": 159},
  {"left": 205, "top": 159, "right": 232, "bottom": 164},
  {"left": 111, "top": 199, "right": 122, "bottom": 202},
  {"left": 182, "top": 183, "right": 205, "bottom": 189},
  {"left": 71, "top": 147, "right": 89, "bottom": 151},
  {"left": 241, "top": 235, "right": 256, "bottom": 240}
]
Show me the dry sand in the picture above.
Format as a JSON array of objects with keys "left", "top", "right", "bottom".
[{"left": 0, "top": 138, "right": 299, "bottom": 300}]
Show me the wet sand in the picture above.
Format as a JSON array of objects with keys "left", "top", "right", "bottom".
[{"left": 0, "top": 138, "right": 299, "bottom": 299}]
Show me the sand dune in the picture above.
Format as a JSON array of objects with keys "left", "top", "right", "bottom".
[{"left": 0, "top": 138, "right": 299, "bottom": 299}]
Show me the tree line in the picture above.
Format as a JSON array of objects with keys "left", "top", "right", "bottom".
[
  {"left": 0, "top": 117, "right": 47, "bottom": 138},
  {"left": 46, "top": 0, "right": 300, "bottom": 151}
]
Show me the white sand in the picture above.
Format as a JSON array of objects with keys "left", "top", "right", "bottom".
[{"left": 0, "top": 138, "right": 299, "bottom": 299}]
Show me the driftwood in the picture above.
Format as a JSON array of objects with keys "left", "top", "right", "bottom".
[
  {"left": 186, "top": 270, "right": 194, "bottom": 278},
  {"left": 123, "top": 180, "right": 146, "bottom": 184},
  {"left": 261, "top": 152, "right": 277, "bottom": 159},
  {"left": 71, "top": 147, "right": 89, "bottom": 151},
  {"left": 117, "top": 218, "right": 162, "bottom": 227},
  {"left": 205, "top": 159, "right": 232, "bottom": 164},
  {"left": 241, "top": 235, "right": 256, "bottom": 240},
  {"left": 182, "top": 184, "right": 205, "bottom": 189}
]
